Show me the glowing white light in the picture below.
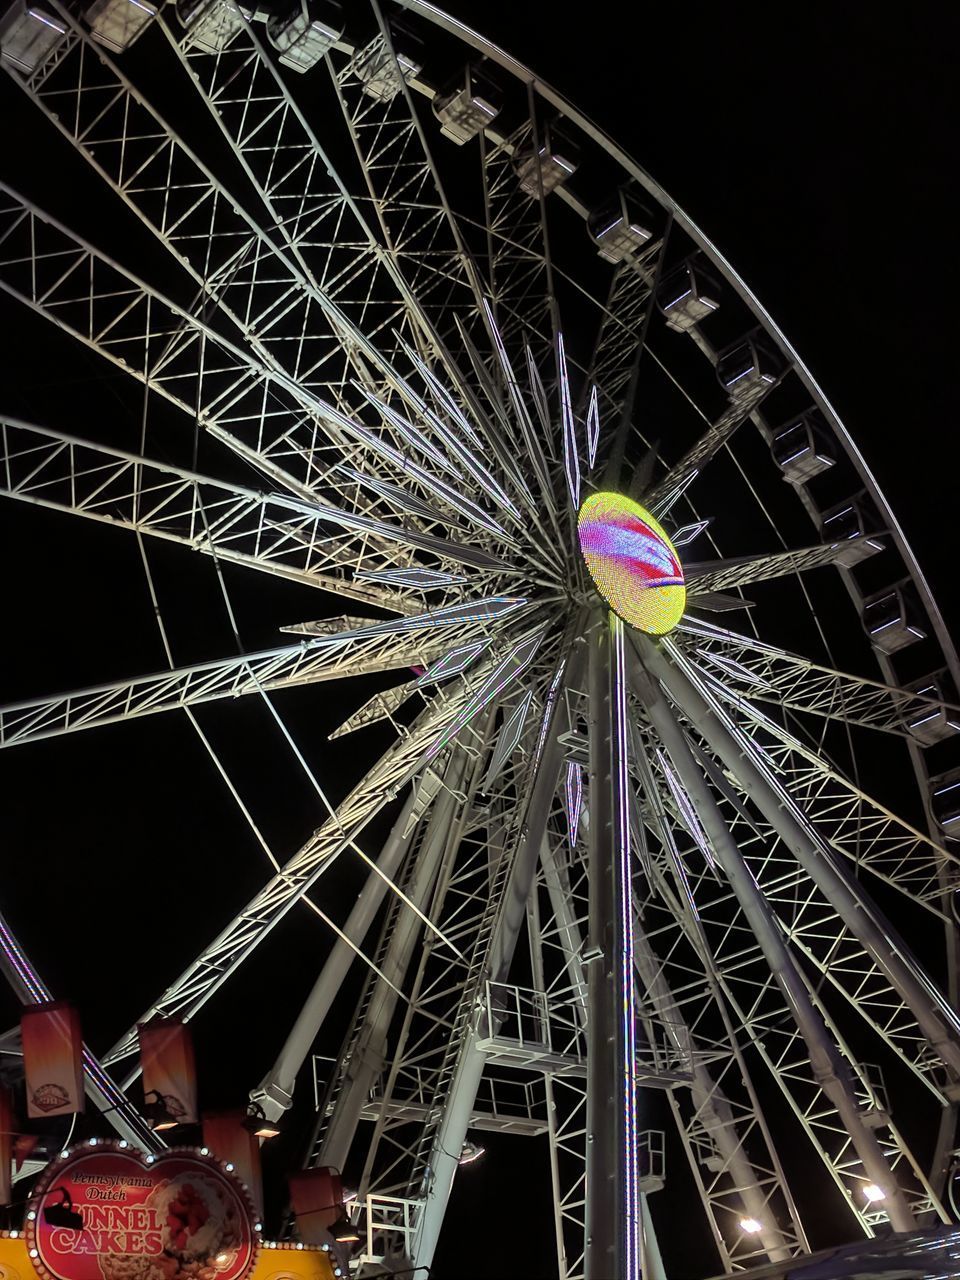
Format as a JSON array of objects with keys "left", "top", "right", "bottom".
[
  {"left": 863, "top": 1183, "right": 886, "bottom": 1203},
  {"left": 557, "top": 332, "right": 580, "bottom": 508},
  {"left": 740, "top": 1217, "right": 763, "bottom": 1234}
]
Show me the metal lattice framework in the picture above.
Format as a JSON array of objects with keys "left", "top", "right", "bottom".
[{"left": 1, "top": 3, "right": 959, "bottom": 1278}]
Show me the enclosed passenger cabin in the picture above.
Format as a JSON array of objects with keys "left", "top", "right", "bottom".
[
  {"left": 588, "top": 189, "right": 656, "bottom": 263},
  {"left": 930, "top": 768, "right": 960, "bottom": 837},
  {"left": 862, "top": 582, "right": 926, "bottom": 654},
  {"left": 903, "top": 672, "right": 960, "bottom": 746},
  {"left": 356, "top": 21, "right": 422, "bottom": 102},
  {"left": 772, "top": 409, "right": 836, "bottom": 484},
  {"left": 638, "top": 1130, "right": 665, "bottom": 1194},
  {"left": 85, "top": 0, "right": 156, "bottom": 51},
  {"left": 514, "top": 123, "right": 579, "bottom": 198},
  {"left": 433, "top": 64, "right": 501, "bottom": 144},
  {"left": 266, "top": 0, "right": 341, "bottom": 72},
  {"left": 0, "top": 1, "right": 66, "bottom": 74},
  {"left": 819, "top": 494, "right": 884, "bottom": 566},
  {"left": 176, "top": 0, "right": 243, "bottom": 53},
  {"left": 716, "top": 330, "right": 782, "bottom": 403},
  {"left": 656, "top": 258, "right": 721, "bottom": 333}
]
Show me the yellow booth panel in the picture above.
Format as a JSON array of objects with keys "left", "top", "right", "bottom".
[{"left": 0, "top": 1235, "right": 336, "bottom": 1280}]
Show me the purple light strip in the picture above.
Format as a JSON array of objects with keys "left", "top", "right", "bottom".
[
  {"left": 557, "top": 333, "right": 580, "bottom": 509},
  {"left": 611, "top": 616, "right": 640, "bottom": 1280},
  {"left": 416, "top": 640, "right": 490, "bottom": 686},
  {"left": 0, "top": 914, "right": 48, "bottom": 1004}
]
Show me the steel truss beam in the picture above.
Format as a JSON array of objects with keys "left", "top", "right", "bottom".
[
  {"left": 654, "top": 637, "right": 960, "bottom": 1084},
  {"left": 100, "top": 672, "right": 489, "bottom": 1072},
  {"left": 307, "top": 637, "right": 567, "bottom": 1272},
  {"left": 685, "top": 537, "right": 881, "bottom": 596},
  {"left": 0, "top": 419, "right": 502, "bottom": 603},
  {"left": 698, "top": 670, "right": 960, "bottom": 908},
  {"left": 0, "top": 613, "right": 510, "bottom": 747},
  {"left": 680, "top": 618, "right": 960, "bottom": 737},
  {"left": 0, "top": 187, "right": 519, "bottom": 565},
  {"left": 632, "top": 649, "right": 918, "bottom": 1232}
]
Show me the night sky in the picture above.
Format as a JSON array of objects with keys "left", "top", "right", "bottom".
[{"left": 1, "top": 4, "right": 958, "bottom": 1278}]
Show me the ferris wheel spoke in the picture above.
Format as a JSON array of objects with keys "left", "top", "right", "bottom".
[
  {"left": 331, "top": 6, "right": 488, "bottom": 318},
  {"left": 0, "top": 195, "right": 523, "bottom": 557},
  {"left": 356, "top": 698, "right": 568, "bottom": 1266},
  {"left": 660, "top": 735, "right": 958, "bottom": 1101},
  {"left": 307, "top": 738, "right": 491, "bottom": 1173},
  {"left": 648, "top": 637, "right": 960, "bottom": 1084},
  {"left": 633, "top": 648, "right": 960, "bottom": 1228},
  {"left": 639, "top": 780, "right": 937, "bottom": 1233},
  {"left": 7, "top": 0, "right": 528, "bottom": 507},
  {"left": 0, "top": 418, "right": 489, "bottom": 605},
  {"left": 679, "top": 617, "right": 960, "bottom": 738},
  {"left": 156, "top": 13, "right": 463, "bottom": 390},
  {"left": 685, "top": 536, "right": 882, "bottom": 597},
  {"left": 645, "top": 383, "right": 781, "bottom": 518},
  {"left": 696, "top": 673, "right": 960, "bottom": 908},
  {"left": 101, "top": 675, "right": 488, "bottom": 1075},
  {"left": 0, "top": 615, "right": 510, "bottom": 748}
]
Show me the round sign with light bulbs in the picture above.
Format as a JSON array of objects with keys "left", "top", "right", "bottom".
[{"left": 25, "top": 1143, "right": 259, "bottom": 1280}]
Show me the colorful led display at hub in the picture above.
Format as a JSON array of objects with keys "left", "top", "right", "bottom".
[{"left": 577, "top": 492, "right": 686, "bottom": 635}]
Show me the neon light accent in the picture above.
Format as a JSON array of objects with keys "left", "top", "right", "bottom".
[
  {"left": 534, "top": 659, "right": 566, "bottom": 768},
  {"left": 353, "top": 567, "right": 465, "bottom": 588},
  {"left": 424, "top": 632, "right": 543, "bottom": 762},
  {"left": 578, "top": 493, "right": 685, "bottom": 635},
  {"left": 482, "top": 690, "right": 533, "bottom": 788},
  {"left": 586, "top": 384, "right": 600, "bottom": 469},
  {"left": 557, "top": 332, "right": 580, "bottom": 508},
  {"left": 611, "top": 618, "right": 640, "bottom": 1279},
  {"left": 416, "top": 640, "right": 489, "bottom": 685}
]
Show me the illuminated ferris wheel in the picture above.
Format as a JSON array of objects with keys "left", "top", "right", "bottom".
[{"left": 1, "top": 2, "right": 960, "bottom": 1277}]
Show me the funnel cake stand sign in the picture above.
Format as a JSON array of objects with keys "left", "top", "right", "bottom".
[{"left": 25, "top": 1145, "right": 259, "bottom": 1280}]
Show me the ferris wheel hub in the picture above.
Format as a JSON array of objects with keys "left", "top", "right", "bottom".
[{"left": 577, "top": 492, "right": 686, "bottom": 636}]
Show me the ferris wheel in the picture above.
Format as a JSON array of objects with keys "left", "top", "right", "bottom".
[{"left": 1, "top": 1, "right": 959, "bottom": 1277}]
